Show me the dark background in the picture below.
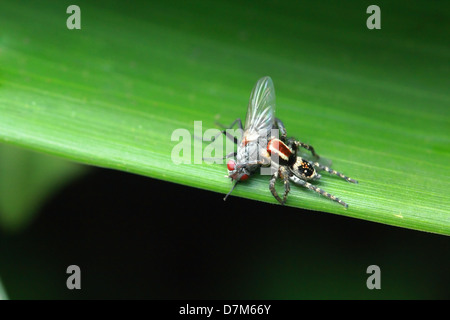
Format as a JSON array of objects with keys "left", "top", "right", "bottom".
[{"left": 1, "top": 167, "right": 448, "bottom": 299}]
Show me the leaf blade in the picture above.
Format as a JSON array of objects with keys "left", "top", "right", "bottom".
[{"left": 0, "top": 0, "right": 448, "bottom": 235}]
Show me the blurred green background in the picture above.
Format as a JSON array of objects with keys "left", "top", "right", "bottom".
[{"left": 0, "top": 0, "right": 449, "bottom": 299}]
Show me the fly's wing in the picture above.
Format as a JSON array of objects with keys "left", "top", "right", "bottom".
[{"left": 244, "top": 76, "right": 275, "bottom": 135}]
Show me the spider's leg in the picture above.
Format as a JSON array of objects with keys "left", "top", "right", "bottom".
[
  {"left": 269, "top": 170, "right": 284, "bottom": 205},
  {"left": 289, "top": 175, "right": 349, "bottom": 208},
  {"left": 299, "top": 141, "right": 319, "bottom": 159},
  {"left": 292, "top": 140, "right": 319, "bottom": 159},
  {"left": 312, "top": 162, "right": 358, "bottom": 184},
  {"left": 203, "top": 151, "right": 237, "bottom": 162},
  {"left": 279, "top": 166, "right": 290, "bottom": 205},
  {"left": 283, "top": 138, "right": 320, "bottom": 161}
]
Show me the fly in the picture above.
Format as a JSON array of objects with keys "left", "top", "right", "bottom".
[{"left": 214, "top": 76, "right": 276, "bottom": 200}]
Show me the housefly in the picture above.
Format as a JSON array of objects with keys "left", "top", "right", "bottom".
[{"left": 220, "top": 76, "right": 276, "bottom": 200}]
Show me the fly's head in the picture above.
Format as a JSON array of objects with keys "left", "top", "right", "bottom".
[
  {"left": 292, "top": 158, "right": 320, "bottom": 181},
  {"left": 227, "top": 159, "right": 250, "bottom": 181}
]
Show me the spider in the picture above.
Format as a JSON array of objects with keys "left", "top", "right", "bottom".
[{"left": 266, "top": 119, "right": 358, "bottom": 208}]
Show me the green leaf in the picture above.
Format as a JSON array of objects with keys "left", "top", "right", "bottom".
[
  {"left": 0, "top": 0, "right": 448, "bottom": 235},
  {"left": 0, "top": 276, "right": 7, "bottom": 300},
  {"left": 0, "top": 144, "right": 86, "bottom": 232}
]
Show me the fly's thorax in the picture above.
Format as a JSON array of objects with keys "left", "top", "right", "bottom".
[
  {"left": 237, "top": 140, "right": 264, "bottom": 165},
  {"left": 240, "top": 130, "right": 260, "bottom": 147},
  {"left": 232, "top": 139, "right": 268, "bottom": 179}
]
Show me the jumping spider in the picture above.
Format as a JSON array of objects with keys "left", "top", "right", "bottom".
[{"left": 266, "top": 119, "right": 358, "bottom": 208}]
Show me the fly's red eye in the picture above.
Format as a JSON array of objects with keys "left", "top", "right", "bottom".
[
  {"left": 227, "top": 160, "right": 236, "bottom": 171},
  {"left": 240, "top": 174, "right": 249, "bottom": 181}
]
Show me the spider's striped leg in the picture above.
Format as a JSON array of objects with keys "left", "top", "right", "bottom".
[
  {"left": 298, "top": 141, "right": 319, "bottom": 159},
  {"left": 269, "top": 171, "right": 284, "bottom": 205},
  {"left": 268, "top": 166, "right": 291, "bottom": 205},
  {"left": 289, "top": 140, "right": 320, "bottom": 159},
  {"left": 312, "top": 162, "right": 358, "bottom": 184},
  {"left": 279, "top": 166, "right": 291, "bottom": 205},
  {"left": 289, "top": 175, "right": 349, "bottom": 208}
]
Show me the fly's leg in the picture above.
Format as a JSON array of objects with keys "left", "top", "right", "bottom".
[
  {"left": 214, "top": 130, "right": 239, "bottom": 144},
  {"left": 212, "top": 118, "right": 244, "bottom": 144},
  {"left": 194, "top": 131, "right": 238, "bottom": 144},
  {"left": 209, "top": 128, "right": 239, "bottom": 144},
  {"left": 215, "top": 118, "right": 244, "bottom": 131},
  {"left": 312, "top": 162, "right": 358, "bottom": 184},
  {"left": 289, "top": 175, "right": 349, "bottom": 208},
  {"left": 203, "top": 151, "right": 237, "bottom": 162},
  {"left": 194, "top": 118, "right": 243, "bottom": 144}
]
